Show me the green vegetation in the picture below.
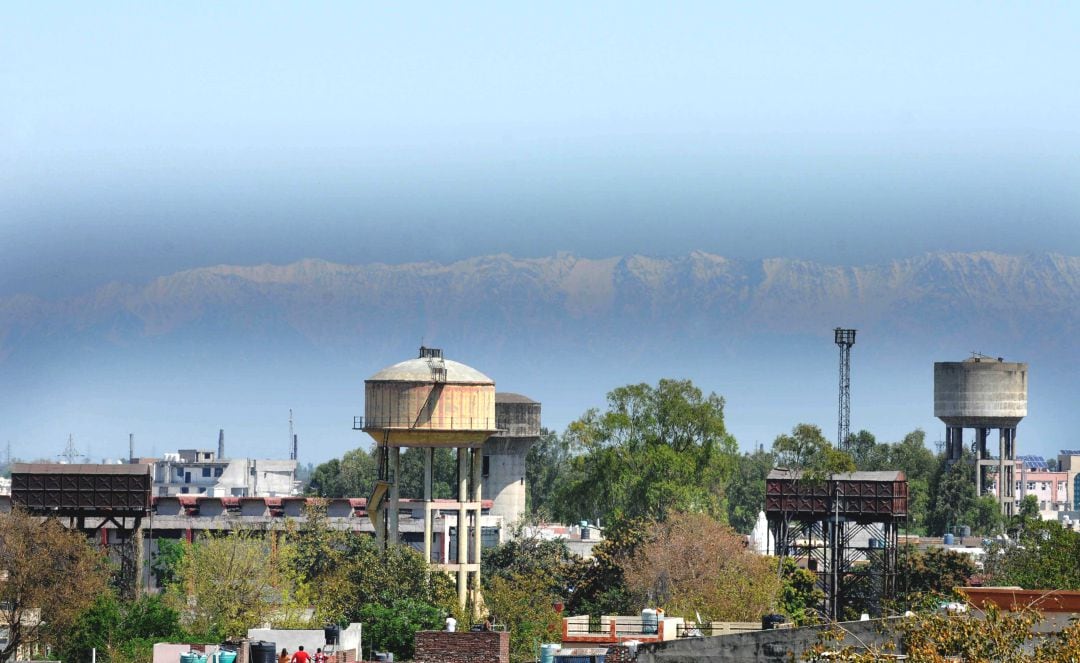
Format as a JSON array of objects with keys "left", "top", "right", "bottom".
[
  {"left": 41, "top": 375, "right": 1080, "bottom": 661},
  {"left": 549, "top": 379, "right": 738, "bottom": 524}
]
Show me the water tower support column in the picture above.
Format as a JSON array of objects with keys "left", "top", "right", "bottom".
[
  {"left": 457, "top": 447, "right": 469, "bottom": 608},
  {"left": 471, "top": 447, "right": 483, "bottom": 600},
  {"left": 389, "top": 447, "right": 401, "bottom": 544},
  {"left": 423, "top": 447, "right": 433, "bottom": 563}
]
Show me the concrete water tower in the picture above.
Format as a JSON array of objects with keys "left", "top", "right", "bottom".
[
  {"left": 484, "top": 393, "right": 542, "bottom": 528},
  {"left": 934, "top": 356, "right": 1028, "bottom": 517},
  {"left": 361, "top": 347, "right": 498, "bottom": 609}
]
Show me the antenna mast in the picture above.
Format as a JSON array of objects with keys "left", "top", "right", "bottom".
[
  {"left": 59, "top": 434, "right": 83, "bottom": 464},
  {"left": 289, "top": 410, "right": 297, "bottom": 461},
  {"left": 834, "top": 328, "right": 857, "bottom": 450}
]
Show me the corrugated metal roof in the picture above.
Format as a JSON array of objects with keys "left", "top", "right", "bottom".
[
  {"left": 767, "top": 468, "right": 906, "bottom": 481},
  {"left": 11, "top": 463, "right": 151, "bottom": 475}
]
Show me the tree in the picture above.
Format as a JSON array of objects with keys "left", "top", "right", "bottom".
[
  {"left": 894, "top": 545, "right": 976, "bottom": 606},
  {"left": 306, "top": 448, "right": 377, "bottom": 498},
  {"left": 483, "top": 528, "right": 579, "bottom": 598},
  {"left": 970, "top": 495, "right": 1004, "bottom": 536},
  {"left": 772, "top": 424, "right": 855, "bottom": 480},
  {"left": 151, "top": 538, "right": 186, "bottom": 588},
  {"left": 777, "top": 557, "right": 824, "bottom": 626},
  {"left": 485, "top": 571, "right": 562, "bottom": 663},
  {"left": 928, "top": 451, "right": 976, "bottom": 536},
  {"left": 566, "top": 519, "right": 643, "bottom": 617},
  {"left": 166, "top": 530, "right": 277, "bottom": 640},
  {"left": 984, "top": 519, "right": 1080, "bottom": 590},
  {"left": 552, "top": 379, "right": 738, "bottom": 524},
  {"left": 59, "top": 593, "right": 184, "bottom": 663},
  {"left": 395, "top": 447, "right": 456, "bottom": 499},
  {"left": 355, "top": 599, "right": 444, "bottom": 661},
  {"left": 726, "top": 446, "right": 776, "bottom": 534},
  {"left": 0, "top": 509, "right": 111, "bottom": 663},
  {"left": 623, "top": 512, "right": 782, "bottom": 621},
  {"left": 525, "top": 428, "right": 571, "bottom": 517},
  {"left": 847, "top": 430, "right": 882, "bottom": 469}
]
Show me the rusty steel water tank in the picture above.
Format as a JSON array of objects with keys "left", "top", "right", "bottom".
[
  {"left": 363, "top": 347, "right": 497, "bottom": 447},
  {"left": 934, "top": 357, "right": 1028, "bottom": 428}
]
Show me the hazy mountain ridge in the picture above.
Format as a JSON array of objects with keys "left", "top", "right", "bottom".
[{"left": 2, "top": 251, "right": 1080, "bottom": 360}]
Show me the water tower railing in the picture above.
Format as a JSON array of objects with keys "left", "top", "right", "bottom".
[{"left": 354, "top": 416, "right": 496, "bottom": 430}]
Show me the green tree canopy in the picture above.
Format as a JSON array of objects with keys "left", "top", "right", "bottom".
[
  {"left": 525, "top": 428, "right": 571, "bottom": 517},
  {"left": 772, "top": 423, "right": 855, "bottom": 480},
  {"left": 552, "top": 379, "right": 738, "bottom": 523},
  {"left": 306, "top": 447, "right": 378, "bottom": 497},
  {"left": 726, "top": 445, "right": 776, "bottom": 534}
]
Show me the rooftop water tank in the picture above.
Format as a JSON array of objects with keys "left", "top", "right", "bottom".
[{"left": 363, "top": 347, "right": 497, "bottom": 447}]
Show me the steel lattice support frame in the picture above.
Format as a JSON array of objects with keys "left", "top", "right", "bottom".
[
  {"left": 770, "top": 515, "right": 899, "bottom": 621},
  {"left": 835, "top": 328, "right": 857, "bottom": 450},
  {"left": 766, "top": 469, "right": 905, "bottom": 621}
]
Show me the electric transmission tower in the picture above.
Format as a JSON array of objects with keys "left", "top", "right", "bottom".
[{"left": 834, "top": 328, "right": 857, "bottom": 450}]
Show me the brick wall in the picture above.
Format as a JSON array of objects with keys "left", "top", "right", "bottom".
[{"left": 413, "top": 630, "right": 510, "bottom": 663}]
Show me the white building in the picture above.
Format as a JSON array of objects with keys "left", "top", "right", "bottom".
[{"left": 153, "top": 449, "right": 298, "bottom": 497}]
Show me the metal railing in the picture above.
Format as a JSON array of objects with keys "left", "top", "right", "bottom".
[
  {"left": 564, "top": 620, "right": 657, "bottom": 637},
  {"left": 353, "top": 416, "right": 496, "bottom": 430}
]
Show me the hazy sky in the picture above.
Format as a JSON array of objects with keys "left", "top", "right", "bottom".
[{"left": 3, "top": 2, "right": 1079, "bottom": 296}]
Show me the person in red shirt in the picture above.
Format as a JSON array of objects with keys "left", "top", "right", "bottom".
[
  {"left": 313, "top": 648, "right": 327, "bottom": 663},
  {"left": 290, "top": 646, "right": 312, "bottom": 663}
]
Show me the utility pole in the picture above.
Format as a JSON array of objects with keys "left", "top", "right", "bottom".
[{"left": 834, "top": 328, "right": 857, "bottom": 450}]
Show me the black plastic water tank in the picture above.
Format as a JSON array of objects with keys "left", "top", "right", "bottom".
[
  {"left": 250, "top": 641, "right": 277, "bottom": 663},
  {"left": 761, "top": 614, "right": 786, "bottom": 630},
  {"left": 324, "top": 625, "right": 341, "bottom": 645}
]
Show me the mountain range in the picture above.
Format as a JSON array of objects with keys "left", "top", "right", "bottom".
[{"left": 2, "top": 251, "right": 1077, "bottom": 462}]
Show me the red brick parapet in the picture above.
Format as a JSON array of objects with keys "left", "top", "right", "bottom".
[{"left": 413, "top": 630, "right": 510, "bottom": 663}]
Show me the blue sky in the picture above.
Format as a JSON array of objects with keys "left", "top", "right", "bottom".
[
  {"left": 1, "top": 4, "right": 1079, "bottom": 463},
  {"left": 2, "top": 3, "right": 1079, "bottom": 296}
]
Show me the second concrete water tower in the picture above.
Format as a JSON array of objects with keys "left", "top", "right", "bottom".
[
  {"left": 934, "top": 356, "right": 1028, "bottom": 517},
  {"left": 361, "top": 346, "right": 498, "bottom": 609}
]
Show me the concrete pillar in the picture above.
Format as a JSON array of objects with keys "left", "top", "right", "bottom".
[
  {"left": 389, "top": 446, "right": 401, "bottom": 545},
  {"left": 999, "top": 428, "right": 1008, "bottom": 516},
  {"left": 471, "top": 447, "right": 483, "bottom": 596},
  {"left": 423, "top": 447, "right": 433, "bottom": 564},
  {"left": 457, "top": 447, "right": 468, "bottom": 609}
]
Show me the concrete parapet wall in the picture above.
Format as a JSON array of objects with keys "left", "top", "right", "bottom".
[{"left": 635, "top": 618, "right": 901, "bottom": 663}]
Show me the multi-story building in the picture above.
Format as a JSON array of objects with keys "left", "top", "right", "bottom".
[
  {"left": 987, "top": 455, "right": 1070, "bottom": 519},
  {"left": 1059, "top": 450, "right": 1080, "bottom": 512},
  {"left": 152, "top": 449, "right": 298, "bottom": 497}
]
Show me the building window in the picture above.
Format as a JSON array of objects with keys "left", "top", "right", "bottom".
[
  {"left": 181, "top": 487, "right": 189, "bottom": 494},
  {"left": 482, "top": 455, "right": 490, "bottom": 478},
  {"left": 199, "top": 487, "right": 206, "bottom": 494},
  {"left": 1041, "top": 482, "right": 1049, "bottom": 491},
  {"left": 185, "top": 472, "right": 191, "bottom": 484},
  {"left": 215, "top": 467, "right": 223, "bottom": 477},
  {"left": 202, "top": 467, "right": 211, "bottom": 478},
  {"left": 1027, "top": 481, "right": 1036, "bottom": 491}
]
